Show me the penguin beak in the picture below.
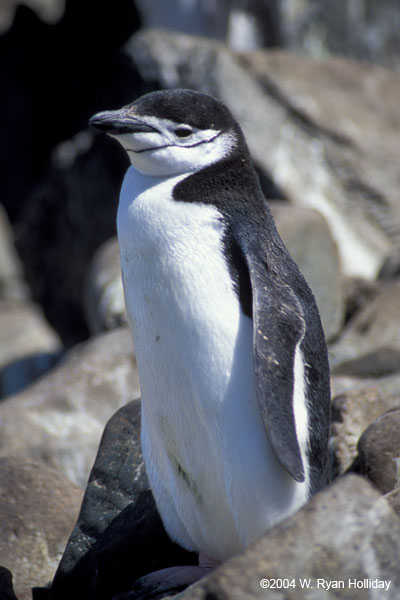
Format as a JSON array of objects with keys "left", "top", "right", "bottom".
[{"left": 89, "top": 108, "right": 157, "bottom": 136}]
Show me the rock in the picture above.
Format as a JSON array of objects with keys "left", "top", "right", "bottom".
[
  {"left": 1, "top": 2, "right": 143, "bottom": 346},
  {"left": 0, "top": 566, "right": 18, "bottom": 600},
  {"left": 178, "top": 475, "right": 400, "bottom": 599},
  {"left": 0, "top": 204, "right": 29, "bottom": 301},
  {"left": 0, "top": 299, "right": 62, "bottom": 398},
  {"left": 330, "top": 386, "right": 400, "bottom": 476},
  {"left": 0, "top": 456, "right": 83, "bottom": 600},
  {"left": 271, "top": 202, "right": 343, "bottom": 341},
  {"left": 84, "top": 237, "right": 127, "bottom": 335},
  {"left": 385, "top": 488, "right": 400, "bottom": 517},
  {"left": 331, "top": 371, "right": 400, "bottom": 399},
  {"left": 330, "top": 280, "right": 400, "bottom": 376},
  {"left": 280, "top": 0, "right": 400, "bottom": 69},
  {"left": 36, "top": 399, "right": 194, "bottom": 600},
  {"left": 135, "top": 0, "right": 281, "bottom": 50},
  {"left": 351, "top": 409, "right": 400, "bottom": 494},
  {"left": 126, "top": 29, "right": 400, "bottom": 279},
  {"left": 0, "top": 327, "right": 139, "bottom": 488},
  {"left": 342, "top": 277, "right": 382, "bottom": 325},
  {"left": 0, "top": 0, "right": 64, "bottom": 33}
]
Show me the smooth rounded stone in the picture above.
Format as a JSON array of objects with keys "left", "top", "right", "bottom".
[
  {"left": 0, "top": 456, "right": 83, "bottom": 600},
  {"left": 84, "top": 237, "right": 127, "bottom": 335},
  {"left": 0, "top": 299, "right": 62, "bottom": 398},
  {"left": 0, "top": 204, "right": 30, "bottom": 301},
  {"left": 35, "top": 399, "right": 195, "bottom": 600},
  {"left": 135, "top": 0, "right": 280, "bottom": 50},
  {"left": 331, "top": 371, "right": 400, "bottom": 399},
  {"left": 0, "top": 327, "right": 139, "bottom": 488},
  {"left": 126, "top": 29, "right": 400, "bottom": 280},
  {"left": 342, "top": 276, "right": 382, "bottom": 324},
  {"left": 385, "top": 488, "right": 400, "bottom": 517},
  {"left": 271, "top": 202, "right": 343, "bottom": 341},
  {"left": 330, "top": 386, "right": 400, "bottom": 476},
  {"left": 352, "top": 409, "right": 400, "bottom": 494},
  {"left": 0, "top": 0, "right": 65, "bottom": 33},
  {"left": 279, "top": 0, "right": 400, "bottom": 69},
  {"left": 330, "top": 280, "right": 400, "bottom": 376},
  {"left": 178, "top": 475, "right": 400, "bottom": 599}
]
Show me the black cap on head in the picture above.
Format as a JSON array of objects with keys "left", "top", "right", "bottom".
[{"left": 129, "top": 89, "right": 236, "bottom": 132}]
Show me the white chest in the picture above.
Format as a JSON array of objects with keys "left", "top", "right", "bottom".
[
  {"left": 117, "top": 167, "right": 242, "bottom": 390},
  {"left": 116, "top": 167, "right": 308, "bottom": 560}
]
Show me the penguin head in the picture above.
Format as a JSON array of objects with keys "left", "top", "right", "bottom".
[{"left": 89, "top": 89, "right": 241, "bottom": 177}]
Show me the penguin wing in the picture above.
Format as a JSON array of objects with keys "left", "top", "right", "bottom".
[{"left": 246, "top": 247, "right": 306, "bottom": 482}]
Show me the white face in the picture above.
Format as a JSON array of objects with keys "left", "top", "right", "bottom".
[{"left": 110, "top": 115, "right": 236, "bottom": 177}]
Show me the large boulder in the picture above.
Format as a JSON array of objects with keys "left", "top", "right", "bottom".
[
  {"left": 35, "top": 400, "right": 195, "bottom": 600},
  {"left": 330, "top": 280, "right": 400, "bottom": 377},
  {"left": 0, "top": 300, "right": 61, "bottom": 398},
  {"left": 179, "top": 476, "right": 400, "bottom": 599},
  {"left": 0, "top": 456, "right": 83, "bottom": 600},
  {"left": 125, "top": 28, "right": 400, "bottom": 279},
  {"left": 0, "top": 327, "right": 139, "bottom": 488}
]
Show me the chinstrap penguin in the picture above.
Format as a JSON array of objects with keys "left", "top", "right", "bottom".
[{"left": 90, "top": 89, "right": 330, "bottom": 579}]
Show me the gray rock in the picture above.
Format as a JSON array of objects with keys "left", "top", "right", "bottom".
[
  {"left": 331, "top": 371, "right": 400, "bottom": 399},
  {"left": 0, "top": 204, "right": 29, "bottom": 301},
  {"left": 352, "top": 409, "right": 400, "bottom": 494},
  {"left": 179, "top": 475, "right": 400, "bottom": 599},
  {"left": 126, "top": 29, "right": 400, "bottom": 279},
  {"left": 0, "top": 456, "right": 83, "bottom": 600},
  {"left": 271, "top": 203, "right": 343, "bottom": 341},
  {"left": 280, "top": 0, "right": 400, "bottom": 69},
  {"left": 330, "top": 386, "right": 400, "bottom": 476},
  {"left": 0, "top": 0, "right": 65, "bottom": 33},
  {"left": 0, "top": 327, "right": 139, "bottom": 488},
  {"left": 84, "top": 237, "right": 127, "bottom": 335},
  {"left": 330, "top": 280, "right": 400, "bottom": 376},
  {"left": 0, "top": 299, "right": 62, "bottom": 398},
  {"left": 135, "top": 0, "right": 281, "bottom": 50},
  {"left": 342, "top": 277, "right": 382, "bottom": 325},
  {"left": 385, "top": 488, "right": 400, "bottom": 517},
  {"left": 38, "top": 399, "right": 194, "bottom": 600}
]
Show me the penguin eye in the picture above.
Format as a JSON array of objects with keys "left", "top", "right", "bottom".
[{"left": 174, "top": 127, "right": 193, "bottom": 138}]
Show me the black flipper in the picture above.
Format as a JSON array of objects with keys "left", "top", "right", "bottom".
[{"left": 244, "top": 241, "right": 306, "bottom": 482}]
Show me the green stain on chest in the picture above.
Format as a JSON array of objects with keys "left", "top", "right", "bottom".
[{"left": 169, "top": 453, "right": 203, "bottom": 504}]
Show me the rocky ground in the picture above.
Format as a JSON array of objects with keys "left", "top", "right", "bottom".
[{"left": 1, "top": 2, "right": 400, "bottom": 599}]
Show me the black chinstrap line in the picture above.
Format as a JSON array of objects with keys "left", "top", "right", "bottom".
[{"left": 126, "top": 130, "right": 223, "bottom": 154}]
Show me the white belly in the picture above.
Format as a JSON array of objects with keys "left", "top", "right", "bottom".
[{"left": 118, "top": 167, "right": 309, "bottom": 560}]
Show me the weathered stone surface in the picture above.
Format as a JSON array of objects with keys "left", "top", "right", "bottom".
[
  {"left": 330, "top": 386, "right": 400, "bottom": 476},
  {"left": 0, "top": 299, "right": 62, "bottom": 398},
  {"left": 84, "top": 237, "right": 127, "bottom": 335},
  {"left": 135, "top": 0, "right": 281, "bottom": 50},
  {"left": 342, "top": 277, "right": 382, "bottom": 325},
  {"left": 0, "top": 456, "right": 83, "bottom": 600},
  {"left": 0, "top": 327, "right": 139, "bottom": 487},
  {"left": 280, "top": 0, "right": 400, "bottom": 69},
  {"left": 1, "top": 2, "right": 142, "bottom": 346},
  {"left": 271, "top": 202, "right": 343, "bottom": 341},
  {"left": 385, "top": 488, "right": 400, "bottom": 517},
  {"left": 178, "top": 476, "right": 400, "bottom": 599},
  {"left": 126, "top": 29, "right": 400, "bottom": 279},
  {"left": 36, "top": 400, "right": 194, "bottom": 600},
  {"left": 330, "top": 280, "right": 400, "bottom": 376},
  {"left": 351, "top": 409, "right": 400, "bottom": 494},
  {"left": 0, "top": 0, "right": 65, "bottom": 33}
]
